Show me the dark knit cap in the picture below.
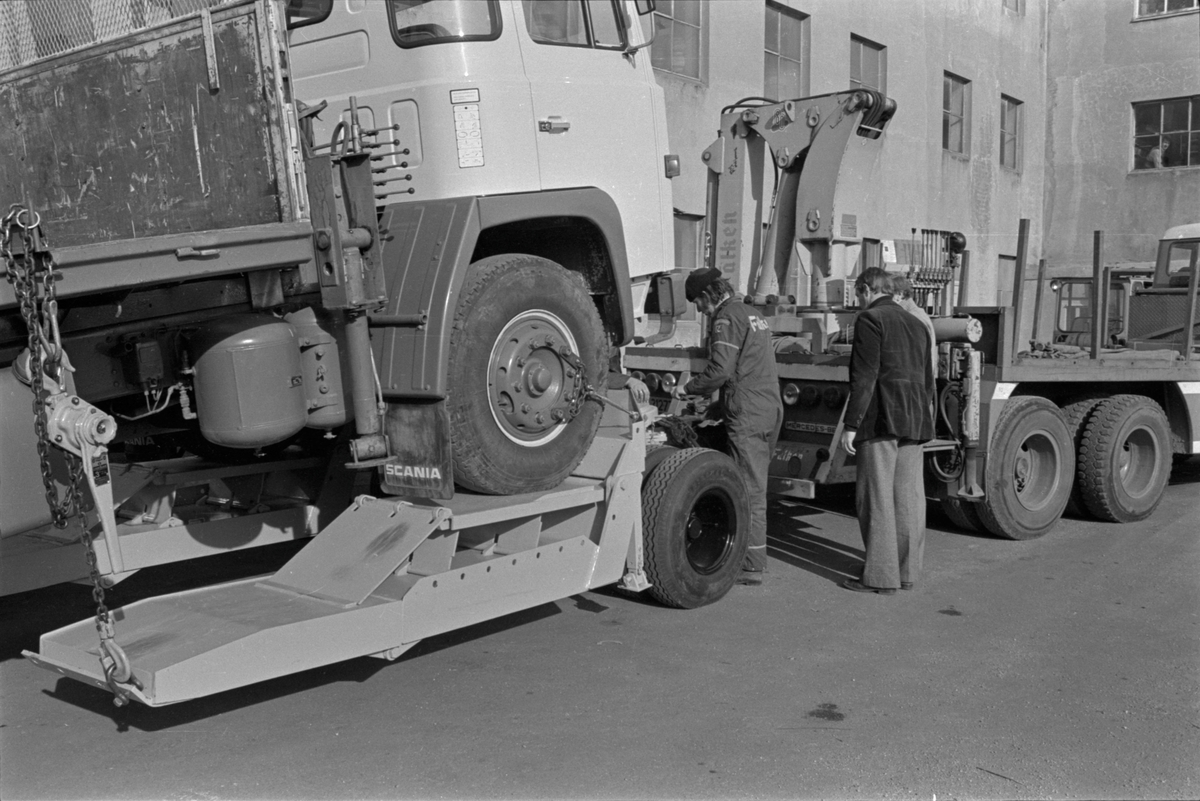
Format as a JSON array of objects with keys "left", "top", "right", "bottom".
[{"left": 685, "top": 267, "right": 722, "bottom": 302}]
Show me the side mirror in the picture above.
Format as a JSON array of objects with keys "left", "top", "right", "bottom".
[{"left": 635, "top": 0, "right": 657, "bottom": 15}]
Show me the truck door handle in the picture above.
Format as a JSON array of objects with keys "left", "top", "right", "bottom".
[{"left": 538, "top": 116, "right": 571, "bottom": 133}]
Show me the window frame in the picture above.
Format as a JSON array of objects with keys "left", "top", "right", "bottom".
[
  {"left": 1000, "top": 94, "right": 1022, "bottom": 171},
  {"left": 1132, "top": 95, "right": 1199, "bottom": 171},
  {"left": 849, "top": 34, "right": 886, "bottom": 95},
  {"left": 764, "top": 1, "right": 809, "bottom": 101},
  {"left": 388, "top": 0, "right": 503, "bottom": 50},
  {"left": 943, "top": 72, "right": 971, "bottom": 156},
  {"left": 522, "top": 0, "right": 629, "bottom": 51},
  {"left": 650, "top": 0, "right": 706, "bottom": 83},
  {"left": 1134, "top": 0, "right": 1199, "bottom": 20}
]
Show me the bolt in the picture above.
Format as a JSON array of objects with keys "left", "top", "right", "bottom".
[
  {"left": 517, "top": 358, "right": 526, "bottom": 367},
  {"left": 521, "top": 404, "right": 530, "bottom": 414},
  {"left": 701, "top": 151, "right": 711, "bottom": 162},
  {"left": 536, "top": 413, "right": 545, "bottom": 424},
  {"left": 552, "top": 409, "right": 565, "bottom": 422},
  {"left": 71, "top": 396, "right": 80, "bottom": 405}
]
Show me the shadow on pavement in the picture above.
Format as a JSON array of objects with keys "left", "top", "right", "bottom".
[{"left": 767, "top": 498, "right": 864, "bottom": 585}]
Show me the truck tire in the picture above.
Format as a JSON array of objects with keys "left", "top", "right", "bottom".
[
  {"left": 642, "top": 448, "right": 750, "bottom": 609},
  {"left": 940, "top": 497, "right": 985, "bottom": 532},
  {"left": 1077, "top": 394, "right": 1171, "bottom": 523},
  {"left": 1060, "top": 393, "right": 1109, "bottom": 517},
  {"left": 976, "top": 396, "right": 1074, "bottom": 540},
  {"left": 643, "top": 444, "right": 679, "bottom": 479},
  {"left": 447, "top": 255, "right": 608, "bottom": 495}
]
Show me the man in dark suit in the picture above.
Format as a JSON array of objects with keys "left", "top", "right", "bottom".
[{"left": 840, "top": 268, "right": 935, "bottom": 595}]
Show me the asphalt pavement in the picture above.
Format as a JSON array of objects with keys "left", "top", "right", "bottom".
[{"left": 2, "top": 460, "right": 1198, "bottom": 801}]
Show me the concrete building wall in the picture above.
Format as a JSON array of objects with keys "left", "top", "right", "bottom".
[
  {"left": 653, "top": 0, "right": 1050, "bottom": 306},
  {"left": 1042, "top": 0, "right": 1200, "bottom": 275}
]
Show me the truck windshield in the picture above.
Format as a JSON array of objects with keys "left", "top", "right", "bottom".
[{"left": 389, "top": 0, "right": 501, "bottom": 48}]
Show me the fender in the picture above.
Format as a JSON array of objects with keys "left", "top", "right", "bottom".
[{"left": 371, "top": 187, "right": 634, "bottom": 400}]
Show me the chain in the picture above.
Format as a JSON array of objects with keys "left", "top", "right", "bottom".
[{"left": 2, "top": 205, "right": 128, "bottom": 702}]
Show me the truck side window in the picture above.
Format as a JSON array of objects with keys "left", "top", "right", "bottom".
[
  {"left": 523, "top": 0, "right": 626, "bottom": 49},
  {"left": 286, "top": 0, "right": 333, "bottom": 30},
  {"left": 389, "top": 0, "right": 502, "bottom": 49},
  {"left": 1166, "top": 242, "right": 1199, "bottom": 288}
]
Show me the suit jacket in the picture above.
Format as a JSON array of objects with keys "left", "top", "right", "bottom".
[{"left": 844, "top": 296, "right": 935, "bottom": 442}]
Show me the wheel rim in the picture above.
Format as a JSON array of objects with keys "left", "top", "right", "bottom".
[
  {"left": 1012, "top": 428, "right": 1062, "bottom": 512},
  {"left": 487, "top": 310, "right": 583, "bottom": 446},
  {"left": 684, "top": 488, "right": 737, "bottom": 575},
  {"left": 1117, "top": 425, "right": 1161, "bottom": 499}
]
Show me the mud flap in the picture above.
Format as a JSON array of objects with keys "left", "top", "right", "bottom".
[{"left": 380, "top": 400, "right": 454, "bottom": 500}]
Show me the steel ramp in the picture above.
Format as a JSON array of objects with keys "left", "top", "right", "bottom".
[{"left": 24, "top": 420, "right": 646, "bottom": 706}]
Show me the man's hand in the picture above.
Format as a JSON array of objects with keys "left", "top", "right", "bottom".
[
  {"left": 672, "top": 385, "right": 691, "bottom": 400},
  {"left": 625, "top": 377, "right": 650, "bottom": 405},
  {"left": 841, "top": 428, "right": 857, "bottom": 456}
]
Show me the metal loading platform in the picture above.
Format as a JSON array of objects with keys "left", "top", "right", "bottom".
[{"left": 24, "top": 416, "right": 648, "bottom": 707}]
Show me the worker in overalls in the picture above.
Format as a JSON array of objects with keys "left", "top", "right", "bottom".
[{"left": 675, "top": 267, "right": 784, "bottom": 585}]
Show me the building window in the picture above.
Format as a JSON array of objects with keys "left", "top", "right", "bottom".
[
  {"left": 764, "top": 2, "right": 808, "bottom": 100},
  {"left": 943, "top": 72, "right": 970, "bottom": 155},
  {"left": 1135, "top": 0, "right": 1199, "bottom": 18},
  {"left": 1133, "top": 96, "right": 1198, "bottom": 169},
  {"left": 1000, "top": 95, "right": 1022, "bottom": 170},
  {"left": 651, "top": 0, "right": 703, "bottom": 81},
  {"left": 850, "top": 35, "right": 886, "bottom": 94}
]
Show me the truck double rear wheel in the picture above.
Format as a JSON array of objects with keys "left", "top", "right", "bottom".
[
  {"left": 447, "top": 255, "right": 608, "bottom": 495},
  {"left": 1077, "top": 394, "right": 1171, "bottom": 522},
  {"left": 641, "top": 448, "right": 750, "bottom": 608},
  {"left": 977, "top": 396, "right": 1074, "bottom": 540}
]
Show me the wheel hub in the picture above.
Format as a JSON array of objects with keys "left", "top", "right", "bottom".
[{"left": 488, "top": 312, "right": 584, "bottom": 445}]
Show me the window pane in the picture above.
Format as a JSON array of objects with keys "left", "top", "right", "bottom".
[
  {"left": 764, "top": 6, "right": 778, "bottom": 51},
  {"left": 1002, "top": 134, "right": 1016, "bottom": 167},
  {"left": 1162, "top": 98, "right": 1189, "bottom": 131},
  {"left": 651, "top": 13, "right": 671, "bottom": 69},
  {"left": 393, "top": 0, "right": 499, "bottom": 46},
  {"left": 1134, "top": 103, "right": 1161, "bottom": 134},
  {"left": 1166, "top": 0, "right": 1195, "bottom": 10},
  {"left": 1190, "top": 132, "right": 1200, "bottom": 167},
  {"left": 780, "top": 12, "right": 804, "bottom": 56},
  {"left": 764, "top": 57, "right": 778, "bottom": 99},
  {"left": 674, "top": 20, "right": 700, "bottom": 77},
  {"left": 850, "top": 40, "right": 861, "bottom": 84},
  {"left": 586, "top": 0, "right": 622, "bottom": 47},
  {"left": 1163, "top": 132, "right": 1187, "bottom": 166},
  {"left": 524, "top": 0, "right": 586, "bottom": 45},
  {"left": 1134, "top": 134, "right": 1159, "bottom": 169},
  {"left": 779, "top": 57, "right": 802, "bottom": 99},
  {"left": 675, "top": 0, "right": 701, "bottom": 26},
  {"left": 1138, "top": 0, "right": 1165, "bottom": 13}
]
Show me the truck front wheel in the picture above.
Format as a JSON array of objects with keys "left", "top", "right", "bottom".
[
  {"left": 1077, "top": 395, "right": 1171, "bottom": 523},
  {"left": 641, "top": 448, "right": 750, "bottom": 608},
  {"left": 977, "top": 396, "right": 1074, "bottom": 540},
  {"left": 447, "top": 255, "right": 608, "bottom": 495}
]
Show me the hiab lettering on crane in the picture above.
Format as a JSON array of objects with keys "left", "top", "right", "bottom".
[{"left": 385, "top": 463, "right": 443, "bottom": 482}]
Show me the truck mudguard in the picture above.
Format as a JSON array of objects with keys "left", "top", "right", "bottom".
[{"left": 372, "top": 187, "right": 634, "bottom": 399}]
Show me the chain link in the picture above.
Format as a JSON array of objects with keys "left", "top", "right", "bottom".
[{"left": 2, "top": 205, "right": 123, "bottom": 699}]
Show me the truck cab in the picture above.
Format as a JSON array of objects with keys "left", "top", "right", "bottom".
[{"left": 287, "top": 0, "right": 674, "bottom": 292}]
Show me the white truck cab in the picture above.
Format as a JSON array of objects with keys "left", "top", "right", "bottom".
[{"left": 288, "top": 0, "right": 674, "bottom": 288}]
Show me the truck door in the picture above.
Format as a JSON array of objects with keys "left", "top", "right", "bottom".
[{"left": 513, "top": 0, "right": 672, "bottom": 279}]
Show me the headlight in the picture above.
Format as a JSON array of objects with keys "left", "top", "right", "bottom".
[{"left": 782, "top": 383, "right": 800, "bottom": 405}]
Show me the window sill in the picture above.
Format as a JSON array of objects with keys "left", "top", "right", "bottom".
[{"left": 1129, "top": 164, "right": 1200, "bottom": 175}]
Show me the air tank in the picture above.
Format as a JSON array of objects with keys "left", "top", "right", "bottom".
[{"left": 189, "top": 315, "right": 307, "bottom": 448}]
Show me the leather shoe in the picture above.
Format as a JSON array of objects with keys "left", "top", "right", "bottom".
[
  {"left": 901, "top": 582, "right": 914, "bottom": 591},
  {"left": 736, "top": 569, "right": 764, "bottom": 586},
  {"left": 841, "top": 578, "right": 896, "bottom": 595}
]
